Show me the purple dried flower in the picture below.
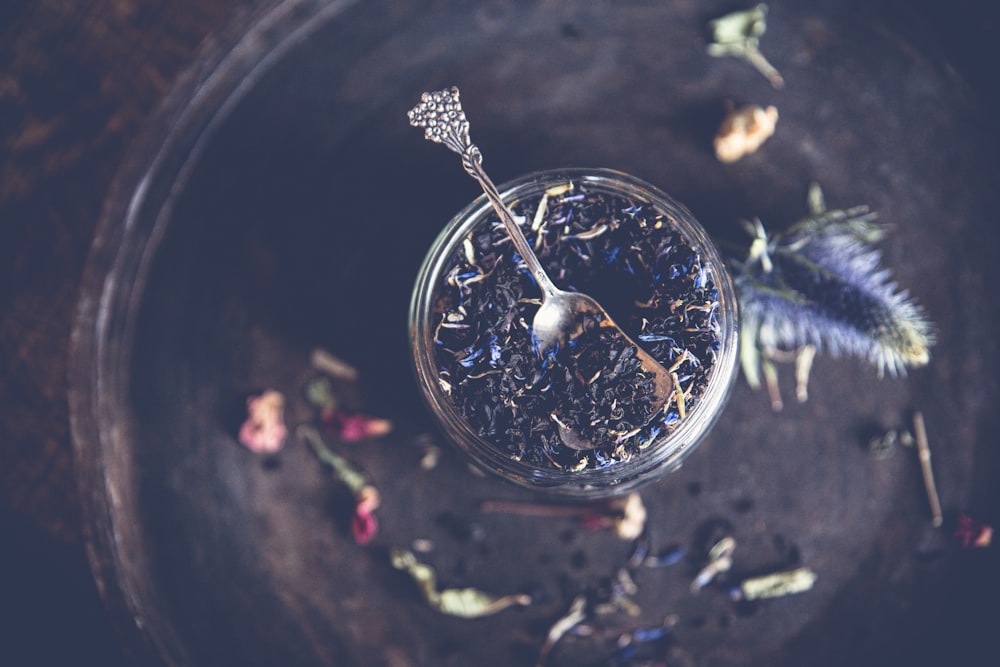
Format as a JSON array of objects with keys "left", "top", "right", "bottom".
[{"left": 734, "top": 185, "right": 933, "bottom": 404}]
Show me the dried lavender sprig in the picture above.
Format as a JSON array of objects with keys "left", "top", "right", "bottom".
[{"left": 734, "top": 186, "right": 933, "bottom": 396}]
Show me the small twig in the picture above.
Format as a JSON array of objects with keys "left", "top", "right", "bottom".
[
  {"left": 480, "top": 493, "right": 647, "bottom": 540},
  {"left": 913, "top": 412, "right": 943, "bottom": 527},
  {"left": 480, "top": 499, "right": 588, "bottom": 518},
  {"left": 793, "top": 344, "right": 815, "bottom": 403}
]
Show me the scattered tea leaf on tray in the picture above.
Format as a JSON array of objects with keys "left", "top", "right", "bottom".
[
  {"left": 535, "top": 595, "right": 587, "bottom": 667},
  {"left": 738, "top": 567, "right": 818, "bottom": 601},
  {"left": 390, "top": 548, "right": 531, "bottom": 618}
]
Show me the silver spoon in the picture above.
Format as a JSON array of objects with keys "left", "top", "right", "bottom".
[{"left": 408, "top": 87, "right": 674, "bottom": 449}]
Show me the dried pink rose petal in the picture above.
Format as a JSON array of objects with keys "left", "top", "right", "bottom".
[
  {"left": 238, "top": 390, "right": 287, "bottom": 453},
  {"left": 352, "top": 508, "right": 378, "bottom": 544},
  {"left": 351, "top": 486, "right": 381, "bottom": 544},
  {"left": 955, "top": 513, "right": 993, "bottom": 548},
  {"left": 324, "top": 410, "right": 393, "bottom": 442}
]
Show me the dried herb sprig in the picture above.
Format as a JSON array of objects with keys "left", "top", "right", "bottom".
[
  {"left": 299, "top": 425, "right": 381, "bottom": 544},
  {"left": 479, "top": 492, "right": 648, "bottom": 540},
  {"left": 734, "top": 184, "right": 933, "bottom": 409},
  {"left": 707, "top": 4, "right": 784, "bottom": 89}
]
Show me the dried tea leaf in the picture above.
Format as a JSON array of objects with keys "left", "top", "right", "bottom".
[
  {"left": 437, "top": 587, "right": 530, "bottom": 618},
  {"left": 391, "top": 549, "right": 531, "bottom": 618},
  {"left": 740, "top": 566, "right": 817, "bottom": 600},
  {"left": 535, "top": 595, "right": 587, "bottom": 667}
]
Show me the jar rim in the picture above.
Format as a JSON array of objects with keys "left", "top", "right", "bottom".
[{"left": 409, "top": 168, "right": 739, "bottom": 496}]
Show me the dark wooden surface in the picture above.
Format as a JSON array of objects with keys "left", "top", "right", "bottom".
[
  {"left": 1, "top": 2, "right": 248, "bottom": 663},
  {"left": 2, "top": 1, "right": 998, "bottom": 666}
]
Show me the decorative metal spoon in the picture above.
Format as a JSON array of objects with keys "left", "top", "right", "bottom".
[{"left": 408, "top": 87, "right": 674, "bottom": 449}]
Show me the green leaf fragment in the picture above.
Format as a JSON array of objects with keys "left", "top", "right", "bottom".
[
  {"left": 708, "top": 4, "right": 784, "bottom": 88},
  {"left": 391, "top": 549, "right": 531, "bottom": 618},
  {"left": 740, "top": 567, "right": 817, "bottom": 600},
  {"left": 708, "top": 4, "right": 769, "bottom": 50}
]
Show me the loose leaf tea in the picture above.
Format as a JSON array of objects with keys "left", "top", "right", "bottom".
[{"left": 430, "top": 180, "right": 723, "bottom": 471}]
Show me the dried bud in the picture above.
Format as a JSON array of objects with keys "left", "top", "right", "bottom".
[
  {"left": 610, "top": 492, "right": 648, "bottom": 540},
  {"left": 714, "top": 104, "right": 778, "bottom": 163},
  {"left": 238, "top": 390, "right": 287, "bottom": 453}
]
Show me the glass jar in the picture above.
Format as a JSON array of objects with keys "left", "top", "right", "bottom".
[{"left": 410, "top": 168, "right": 738, "bottom": 497}]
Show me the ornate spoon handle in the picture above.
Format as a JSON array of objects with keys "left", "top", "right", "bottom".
[{"left": 408, "top": 87, "right": 557, "bottom": 298}]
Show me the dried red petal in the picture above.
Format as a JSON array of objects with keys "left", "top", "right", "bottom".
[
  {"left": 955, "top": 513, "right": 993, "bottom": 548},
  {"left": 351, "top": 507, "right": 378, "bottom": 544},
  {"left": 324, "top": 411, "right": 393, "bottom": 442}
]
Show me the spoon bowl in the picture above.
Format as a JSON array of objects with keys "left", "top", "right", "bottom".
[{"left": 534, "top": 288, "right": 676, "bottom": 449}]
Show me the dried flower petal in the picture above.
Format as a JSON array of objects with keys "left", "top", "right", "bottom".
[
  {"left": 351, "top": 506, "right": 378, "bottom": 545},
  {"left": 390, "top": 549, "right": 531, "bottom": 618},
  {"left": 714, "top": 104, "right": 778, "bottom": 163},
  {"left": 238, "top": 389, "right": 287, "bottom": 453},
  {"left": 351, "top": 485, "right": 381, "bottom": 544},
  {"left": 323, "top": 410, "right": 393, "bottom": 442},
  {"left": 738, "top": 566, "right": 817, "bottom": 600},
  {"left": 610, "top": 493, "right": 647, "bottom": 540},
  {"left": 955, "top": 513, "right": 994, "bottom": 548},
  {"left": 691, "top": 536, "right": 736, "bottom": 592},
  {"left": 340, "top": 413, "right": 393, "bottom": 441},
  {"left": 535, "top": 595, "right": 587, "bottom": 667}
]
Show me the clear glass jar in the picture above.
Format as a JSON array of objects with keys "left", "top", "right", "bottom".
[{"left": 410, "top": 168, "right": 738, "bottom": 497}]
